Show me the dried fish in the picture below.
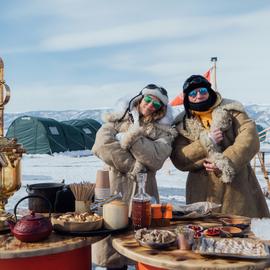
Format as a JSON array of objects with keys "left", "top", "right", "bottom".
[{"left": 198, "top": 237, "right": 269, "bottom": 257}]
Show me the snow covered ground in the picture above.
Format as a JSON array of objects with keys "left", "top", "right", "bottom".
[
  {"left": 5, "top": 150, "right": 270, "bottom": 269},
  {"left": 6, "top": 152, "right": 190, "bottom": 211},
  {"left": 6, "top": 150, "right": 270, "bottom": 210}
]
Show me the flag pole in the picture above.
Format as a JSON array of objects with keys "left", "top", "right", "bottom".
[{"left": 211, "top": 57, "right": 217, "bottom": 91}]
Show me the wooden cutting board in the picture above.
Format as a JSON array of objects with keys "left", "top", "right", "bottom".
[
  {"left": 113, "top": 233, "right": 270, "bottom": 270},
  {"left": 0, "top": 232, "right": 101, "bottom": 259}
]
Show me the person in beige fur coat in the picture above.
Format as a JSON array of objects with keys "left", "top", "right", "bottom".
[
  {"left": 92, "top": 84, "right": 177, "bottom": 269},
  {"left": 171, "top": 75, "right": 269, "bottom": 218}
]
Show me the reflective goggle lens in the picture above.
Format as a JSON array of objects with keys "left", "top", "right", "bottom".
[
  {"left": 188, "top": 88, "right": 208, "bottom": 97},
  {"left": 143, "top": 95, "right": 162, "bottom": 109}
]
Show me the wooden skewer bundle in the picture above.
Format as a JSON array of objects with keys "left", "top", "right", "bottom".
[{"left": 69, "top": 182, "right": 95, "bottom": 201}]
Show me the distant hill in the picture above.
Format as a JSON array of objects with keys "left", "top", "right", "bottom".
[
  {"left": 245, "top": 104, "right": 270, "bottom": 128},
  {"left": 3, "top": 104, "right": 270, "bottom": 133},
  {"left": 4, "top": 108, "right": 112, "bottom": 132}
]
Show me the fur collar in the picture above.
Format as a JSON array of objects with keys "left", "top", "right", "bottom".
[
  {"left": 174, "top": 94, "right": 245, "bottom": 141},
  {"left": 174, "top": 93, "right": 245, "bottom": 183}
]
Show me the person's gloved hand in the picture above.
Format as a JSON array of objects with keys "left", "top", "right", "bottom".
[
  {"left": 209, "top": 128, "right": 223, "bottom": 144},
  {"left": 115, "top": 132, "right": 125, "bottom": 142}
]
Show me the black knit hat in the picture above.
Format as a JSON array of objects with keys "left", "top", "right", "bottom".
[
  {"left": 183, "top": 75, "right": 212, "bottom": 94},
  {"left": 182, "top": 75, "right": 217, "bottom": 117}
]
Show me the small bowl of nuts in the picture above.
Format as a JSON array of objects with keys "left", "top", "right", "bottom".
[{"left": 135, "top": 228, "right": 177, "bottom": 249}]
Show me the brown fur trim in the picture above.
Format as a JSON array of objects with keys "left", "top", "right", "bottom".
[
  {"left": 209, "top": 152, "right": 235, "bottom": 183},
  {"left": 199, "top": 131, "right": 235, "bottom": 183},
  {"left": 120, "top": 124, "right": 144, "bottom": 150},
  {"left": 175, "top": 95, "right": 245, "bottom": 140},
  {"left": 199, "top": 130, "right": 221, "bottom": 152}
]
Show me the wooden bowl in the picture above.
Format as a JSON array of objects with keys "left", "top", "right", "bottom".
[
  {"left": 137, "top": 238, "right": 176, "bottom": 249},
  {"left": 220, "top": 217, "right": 251, "bottom": 229},
  {"left": 220, "top": 226, "right": 243, "bottom": 237},
  {"left": 135, "top": 229, "right": 177, "bottom": 249},
  {"left": 203, "top": 227, "right": 222, "bottom": 237},
  {"left": 52, "top": 213, "right": 103, "bottom": 232}
]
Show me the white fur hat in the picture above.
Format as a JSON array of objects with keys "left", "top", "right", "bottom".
[
  {"left": 114, "top": 84, "right": 169, "bottom": 122},
  {"left": 141, "top": 84, "right": 168, "bottom": 105}
]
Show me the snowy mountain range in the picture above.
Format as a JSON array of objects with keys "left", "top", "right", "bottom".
[
  {"left": 3, "top": 104, "right": 270, "bottom": 132},
  {"left": 3, "top": 108, "right": 112, "bottom": 131},
  {"left": 245, "top": 104, "right": 270, "bottom": 128}
]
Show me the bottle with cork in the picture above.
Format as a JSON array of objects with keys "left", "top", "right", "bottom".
[{"left": 131, "top": 168, "right": 151, "bottom": 230}]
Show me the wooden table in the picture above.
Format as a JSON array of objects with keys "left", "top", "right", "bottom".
[
  {"left": 112, "top": 217, "right": 270, "bottom": 270},
  {"left": 0, "top": 232, "right": 101, "bottom": 270}
]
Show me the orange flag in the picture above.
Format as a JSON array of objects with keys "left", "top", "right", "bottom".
[
  {"left": 170, "top": 93, "right": 184, "bottom": 106},
  {"left": 170, "top": 68, "right": 212, "bottom": 106},
  {"left": 203, "top": 68, "right": 211, "bottom": 82}
]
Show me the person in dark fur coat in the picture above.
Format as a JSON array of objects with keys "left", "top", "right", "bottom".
[
  {"left": 171, "top": 75, "right": 270, "bottom": 218},
  {"left": 92, "top": 84, "right": 177, "bottom": 269}
]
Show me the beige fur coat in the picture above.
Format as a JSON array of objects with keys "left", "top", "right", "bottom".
[
  {"left": 171, "top": 93, "right": 270, "bottom": 218},
  {"left": 92, "top": 104, "right": 177, "bottom": 267}
]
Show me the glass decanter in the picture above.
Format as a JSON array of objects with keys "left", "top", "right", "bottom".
[{"left": 131, "top": 170, "right": 151, "bottom": 230}]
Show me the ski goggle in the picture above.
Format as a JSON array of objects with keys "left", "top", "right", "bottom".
[
  {"left": 188, "top": 87, "right": 208, "bottom": 97},
  {"left": 183, "top": 77, "right": 208, "bottom": 91},
  {"left": 143, "top": 95, "right": 162, "bottom": 109},
  {"left": 144, "top": 84, "right": 168, "bottom": 96}
]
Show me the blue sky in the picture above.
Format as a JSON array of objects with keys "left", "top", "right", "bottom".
[{"left": 1, "top": 0, "right": 270, "bottom": 112}]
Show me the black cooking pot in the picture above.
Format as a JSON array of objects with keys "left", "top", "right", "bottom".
[{"left": 26, "top": 182, "right": 65, "bottom": 213}]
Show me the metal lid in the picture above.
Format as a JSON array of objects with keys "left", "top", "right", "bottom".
[{"left": 21, "top": 212, "right": 45, "bottom": 221}]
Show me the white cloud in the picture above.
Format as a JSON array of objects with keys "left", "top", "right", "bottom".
[
  {"left": 1, "top": 1, "right": 270, "bottom": 111},
  {"left": 40, "top": 19, "right": 183, "bottom": 51}
]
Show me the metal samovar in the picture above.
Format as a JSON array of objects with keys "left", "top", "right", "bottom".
[{"left": 0, "top": 57, "right": 24, "bottom": 223}]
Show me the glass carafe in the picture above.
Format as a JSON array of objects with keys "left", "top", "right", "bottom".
[{"left": 131, "top": 171, "right": 151, "bottom": 230}]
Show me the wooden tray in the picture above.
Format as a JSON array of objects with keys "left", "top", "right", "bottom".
[
  {"left": 53, "top": 225, "right": 130, "bottom": 237},
  {"left": 198, "top": 251, "right": 270, "bottom": 260}
]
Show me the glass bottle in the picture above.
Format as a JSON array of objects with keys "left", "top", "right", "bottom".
[{"left": 131, "top": 170, "right": 151, "bottom": 230}]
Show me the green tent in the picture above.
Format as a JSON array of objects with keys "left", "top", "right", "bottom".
[
  {"left": 60, "top": 122, "right": 87, "bottom": 151},
  {"left": 6, "top": 116, "right": 67, "bottom": 154},
  {"left": 61, "top": 119, "right": 101, "bottom": 149},
  {"left": 6, "top": 116, "right": 100, "bottom": 154}
]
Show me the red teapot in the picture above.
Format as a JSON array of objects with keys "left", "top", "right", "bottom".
[{"left": 8, "top": 195, "right": 53, "bottom": 242}]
